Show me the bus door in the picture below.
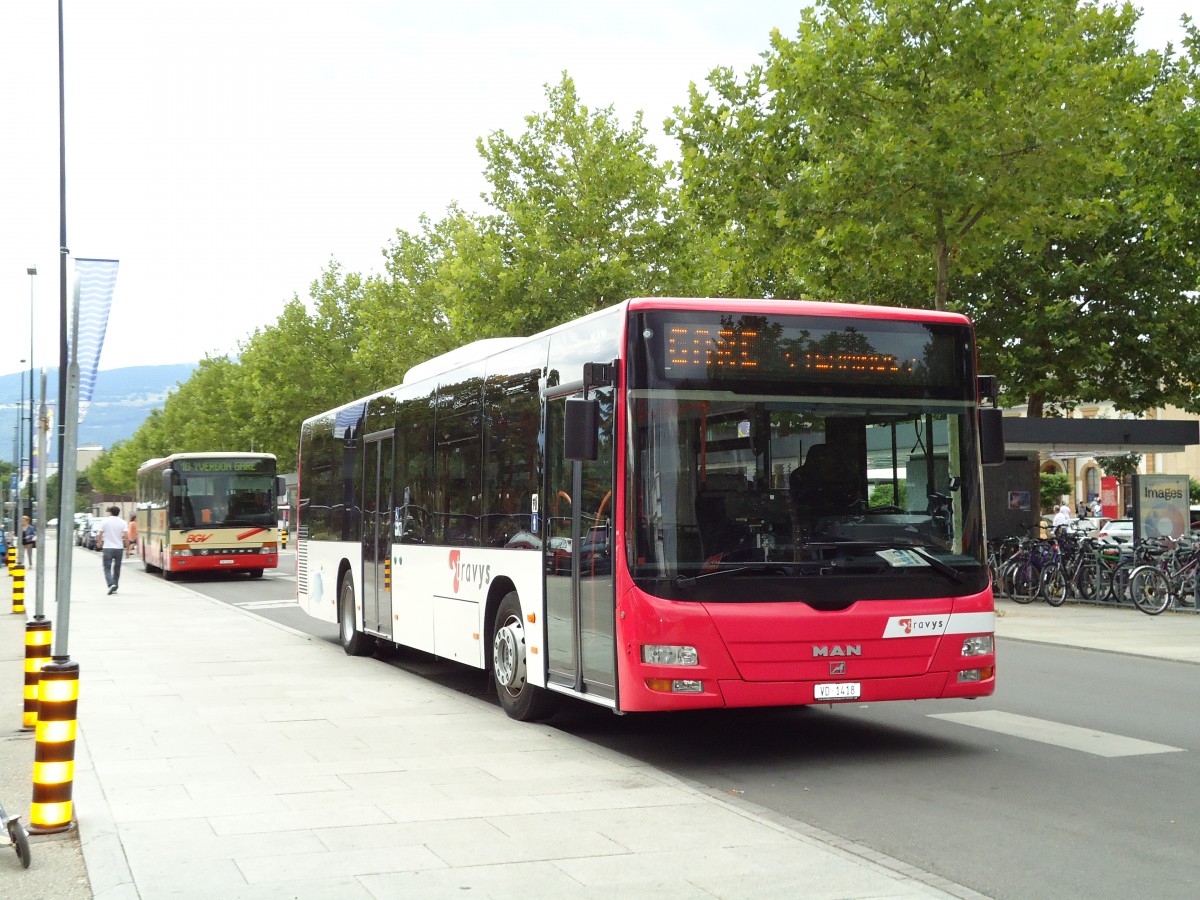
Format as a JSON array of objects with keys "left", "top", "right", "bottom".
[
  {"left": 545, "top": 384, "right": 616, "bottom": 704},
  {"left": 362, "top": 431, "right": 395, "bottom": 639}
]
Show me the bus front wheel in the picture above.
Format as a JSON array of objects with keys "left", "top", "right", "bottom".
[
  {"left": 492, "top": 591, "right": 555, "bottom": 722},
  {"left": 339, "top": 576, "right": 371, "bottom": 656}
]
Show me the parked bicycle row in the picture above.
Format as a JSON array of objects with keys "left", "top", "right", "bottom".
[{"left": 989, "top": 525, "right": 1200, "bottom": 616}]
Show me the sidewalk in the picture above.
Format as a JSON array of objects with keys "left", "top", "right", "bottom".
[{"left": 4, "top": 550, "right": 1197, "bottom": 900}]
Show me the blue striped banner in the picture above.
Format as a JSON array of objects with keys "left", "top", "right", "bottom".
[{"left": 71, "top": 258, "right": 120, "bottom": 423}]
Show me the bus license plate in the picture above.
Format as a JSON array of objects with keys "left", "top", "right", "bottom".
[
  {"left": 815, "top": 682, "right": 860, "bottom": 700},
  {"left": 219, "top": 559, "right": 235, "bottom": 565}
]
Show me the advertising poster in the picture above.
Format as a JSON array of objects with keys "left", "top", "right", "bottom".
[
  {"left": 1132, "top": 474, "right": 1189, "bottom": 542},
  {"left": 1100, "top": 476, "right": 1119, "bottom": 520}
]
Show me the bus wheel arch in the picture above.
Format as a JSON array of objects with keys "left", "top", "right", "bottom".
[
  {"left": 490, "top": 586, "right": 555, "bottom": 722},
  {"left": 338, "top": 562, "right": 370, "bottom": 656}
]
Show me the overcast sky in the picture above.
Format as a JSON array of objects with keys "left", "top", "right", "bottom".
[{"left": 0, "top": 1, "right": 1193, "bottom": 378}]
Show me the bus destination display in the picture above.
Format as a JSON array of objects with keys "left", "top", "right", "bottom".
[{"left": 664, "top": 322, "right": 919, "bottom": 381}]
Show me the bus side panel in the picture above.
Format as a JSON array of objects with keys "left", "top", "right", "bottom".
[
  {"left": 392, "top": 545, "right": 544, "bottom": 679},
  {"left": 298, "top": 539, "right": 356, "bottom": 626}
]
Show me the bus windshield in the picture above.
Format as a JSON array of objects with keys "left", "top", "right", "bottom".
[
  {"left": 628, "top": 310, "right": 987, "bottom": 604},
  {"left": 169, "top": 458, "right": 278, "bottom": 529}
]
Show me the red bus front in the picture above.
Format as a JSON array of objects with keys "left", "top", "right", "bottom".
[{"left": 610, "top": 303, "right": 995, "bottom": 711}]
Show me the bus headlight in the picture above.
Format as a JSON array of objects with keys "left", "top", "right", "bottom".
[
  {"left": 170, "top": 545, "right": 193, "bottom": 558},
  {"left": 641, "top": 645, "right": 699, "bottom": 666},
  {"left": 962, "top": 636, "right": 993, "bottom": 657}
]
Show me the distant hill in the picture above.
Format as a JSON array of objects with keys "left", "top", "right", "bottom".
[{"left": 0, "top": 363, "right": 197, "bottom": 455}]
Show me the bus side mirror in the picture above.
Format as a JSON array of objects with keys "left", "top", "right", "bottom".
[
  {"left": 564, "top": 397, "right": 598, "bottom": 461},
  {"left": 276, "top": 477, "right": 287, "bottom": 501},
  {"left": 162, "top": 469, "right": 176, "bottom": 493},
  {"left": 978, "top": 408, "right": 1005, "bottom": 466}
]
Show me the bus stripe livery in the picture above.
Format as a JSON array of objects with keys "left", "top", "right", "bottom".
[
  {"left": 297, "top": 298, "right": 1003, "bottom": 720},
  {"left": 136, "top": 452, "right": 285, "bottom": 580}
]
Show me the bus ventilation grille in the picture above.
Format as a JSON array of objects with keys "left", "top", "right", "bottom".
[{"left": 297, "top": 526, "right": 309, "bottom": 593}]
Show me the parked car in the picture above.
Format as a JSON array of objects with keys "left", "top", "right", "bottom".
[{"left": 1098, "top": 518, "right": 1134, "bottom": 545}]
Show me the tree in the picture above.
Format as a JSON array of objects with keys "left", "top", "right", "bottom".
[
  {"left": 470, "top": 74, "right": 695, "bottom": 336},
  {"left": 1040, "top": 472, "right": 1071, "bottom": 511},
  {"left": 668, "top": 1, "right": 1193, "bottom": 413},
  {"left": 1096, "top": 452, "right": 1141, "bottom": 479}
]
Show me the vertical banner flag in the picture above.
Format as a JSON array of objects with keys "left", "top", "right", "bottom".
[{"left": 71, "top": 258, "right": 119, "bottom": 424}]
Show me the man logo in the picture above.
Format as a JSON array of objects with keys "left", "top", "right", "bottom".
[
  {"left": 830, "top": 661, "right": 847, "bottom": 676},
  {"left": 812, "top": 645, "right": 861, "bottom": 657}
]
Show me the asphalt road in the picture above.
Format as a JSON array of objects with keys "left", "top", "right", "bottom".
[{"left": 187, "top": 553, "right": 1200, "bottom": 900}]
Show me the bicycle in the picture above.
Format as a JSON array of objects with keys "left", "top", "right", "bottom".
[
  {"left": 1128, "top": 536, "right": 1200, "bottom": 616},
  {"left": 999, "top": 537, "right": 1065, "bottom": 606}
]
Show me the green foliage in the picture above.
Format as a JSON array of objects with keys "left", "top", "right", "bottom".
[
  {"left": 1040, "top": 472, "right": 1072, "bottom": 510},
  {"left": 668, "top": 0, "right": 1199, "bottom": 413},
  {"left": 869, "top": 481, "right": 907, "bottom": 508},
  {"left": 1095, "top": 453, "right": 1142, "bottom": 478},
  {"left": 1190, "top": 478, "right": 1200, "bottom": 505}
]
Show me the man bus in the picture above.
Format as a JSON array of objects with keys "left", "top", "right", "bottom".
[
  {"left": 297, "top": 298, "right": 1004, "bottom": 720},
  {"left": 136, "top": 452, "right": 285, "bottom": 579}
]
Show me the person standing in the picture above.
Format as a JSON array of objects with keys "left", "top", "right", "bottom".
[
  {"left": 21, "top": 515, "right": 36, "bottom": 568},
  {"left": 99, "top": 506, "right": 128, "bottom": 595},
  {"left": 126, "top": 515, "right": 139, "bottom": 558}
]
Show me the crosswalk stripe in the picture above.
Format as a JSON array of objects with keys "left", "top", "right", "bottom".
[{"left": 930, "top": 710, "right": 1186, "bottom": 758}]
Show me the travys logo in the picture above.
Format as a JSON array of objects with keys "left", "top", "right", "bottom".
[
  {"left": 448, "top": 550, "right": 491, "bottom": 593},
  {"left": 883, "top": 615, "right": 948, "bottom": 638}
]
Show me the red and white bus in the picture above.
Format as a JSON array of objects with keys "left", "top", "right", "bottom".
[
  {"left": 297, "top": 298, "right": 1004, "bottom": 720},
  {"left": 136, "top": 452, "right": 285, "bottom": 579}
]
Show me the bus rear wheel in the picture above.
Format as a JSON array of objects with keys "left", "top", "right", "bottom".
[
  {"left": 492, "top": 591, "right": 555, "bottom": 722},
  {"left": 339, "top": 576, "right": 371, "bottom": 656}
]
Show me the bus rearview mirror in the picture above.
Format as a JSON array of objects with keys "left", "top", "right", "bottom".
[
  {"left": 564, "top": 397, "right": 599, "bottom": 461},
  {"left": 162, "top": 469, "right": 175, "bottom": 493},
  {"left": 978, "top": 407, "right": 1005, "bottom": 466}
]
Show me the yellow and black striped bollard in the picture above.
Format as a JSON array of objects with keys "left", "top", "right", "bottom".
[
  {"left": 281, "top": 528, "right": 288, "bottom": 550},
  {"left": 29, "top": 659, "right": 80, "bottom": 834},
  {"left": 23, "top": 619, "right": 53, "bottom": 730},
  {"left": 5, "top": 545, "right": 15, "bottom": 572},
  {"left": 11, "top": 564, "right": 25, "bottom": 614}
]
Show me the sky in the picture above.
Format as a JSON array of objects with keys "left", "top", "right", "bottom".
[{"left": 0, "top": 1, "right": 1194, "bottom": 380}]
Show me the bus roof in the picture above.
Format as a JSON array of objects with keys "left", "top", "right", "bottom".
[{"left": 300, "top": 297, "right": 974, "bottom": 430}]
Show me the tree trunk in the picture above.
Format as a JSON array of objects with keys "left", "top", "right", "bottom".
[{"left": 1027, "top": 390, "right": 1045, "bottom": 418}]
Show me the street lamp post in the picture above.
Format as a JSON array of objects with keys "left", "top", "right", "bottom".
[
  {"left": 16, "top": 357, "right": 26, "bottom": 542},
  {"left": 27, "top": 266, "right": 36, "bottom": 525}
]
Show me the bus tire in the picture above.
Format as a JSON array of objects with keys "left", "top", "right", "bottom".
[
  {"left": 339, "top": 576, "right": 371, "bottom": 656},
  {"left": 163, "top": 566, "right": 177, "bottom": 581},
  {"left": 492, "top": 591, "right": 556, "bottom": 722},
  {"left": 248, "top": 569, "right": 264, "bottom": 579}
]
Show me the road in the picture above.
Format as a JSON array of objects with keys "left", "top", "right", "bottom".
[{"left": 188, "top": 551, "right": 1200, "bottom": 899}]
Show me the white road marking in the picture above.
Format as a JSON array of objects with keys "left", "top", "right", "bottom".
[
  {"left": 235, "top": 600, "right": 300, "bottom": 610},
  {"left": 930, "top": 710, "right": 1186, "bottom": 758}
]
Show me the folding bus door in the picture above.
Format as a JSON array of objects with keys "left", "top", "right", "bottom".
[
  {"left": 545, "top": 389, "right": 616, "bottom": 703},
  {"left": 362, "top": 431, "right": 395, "bottom": 638}
]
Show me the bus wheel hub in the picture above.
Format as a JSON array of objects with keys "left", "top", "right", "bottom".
[{"left": 494, "top": 618, "right": 526, "bottom": 690}]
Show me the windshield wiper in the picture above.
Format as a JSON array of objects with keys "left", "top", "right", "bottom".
[
  {"left": 672, "top": 565, "right": 787, "bottom": 590},
  {"left": 909, "top": 546, "right": 964, "bottom": 583}
]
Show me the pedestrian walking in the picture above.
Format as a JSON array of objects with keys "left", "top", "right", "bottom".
[
  {"left": 20, "top": 515, "right": 36, "bottom": 568},
  {"left": 126, "top": 515, "right": 139, "bottom": 558},
  {"left": 99, "top": 506, "right": 128, "bottom": 594},
  {"left": 1052, "top": 503, "right": 1072, "bottom": 529}
]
